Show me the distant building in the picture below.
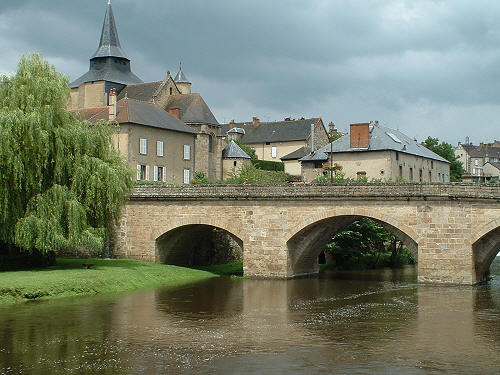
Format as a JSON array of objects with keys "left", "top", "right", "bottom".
[
  {"left": 300, "top": 121, "right": 450, "bottom": 183},
  {"left": 221, "top": 117, "right": 328, "bottom": 176},
  {"left": 455, "top": 142, "right": 500, "bottom": 182},
  {"left": 483, "top": 162, "right": 500, "bottom": 182}
]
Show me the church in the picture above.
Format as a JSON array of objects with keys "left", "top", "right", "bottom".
[{"left": 70, "top": 2, "right": 330, "bottom": 184}]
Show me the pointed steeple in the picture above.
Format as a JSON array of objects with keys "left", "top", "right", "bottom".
[
  {"left": 174, "top": 63, "right": 191, "bottom": 83},
  {"left": 91, "top": 1, "right": 129, "bottom": 60}
]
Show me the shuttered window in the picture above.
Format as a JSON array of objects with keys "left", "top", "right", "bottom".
[
  {"left": 140, "top": 138, "right": 147, "bottom": 155},
  {"left": 157, "top": 141, "right": 164, "bottom": 157},
  {"left": 183, "top": 145, "right": 191, "bottom": 160},
  {"left": 162, "top": 167, "right": 167, "bottom": 182},
  {"left": 183, "top": 169, "right": 190, "bottom": 184}
]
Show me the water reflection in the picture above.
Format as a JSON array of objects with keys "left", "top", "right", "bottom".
[{"left": 0, "top": 262, "right": 499, "bottom": 374}]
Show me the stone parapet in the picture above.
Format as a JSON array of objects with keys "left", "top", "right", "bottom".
[{"left": 130, "top": 183, "right": 500, "bottom": 201}]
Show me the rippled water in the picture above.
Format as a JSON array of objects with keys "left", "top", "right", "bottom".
[{"left": 1, "top": 260, "right": 499, "bottom": 374}]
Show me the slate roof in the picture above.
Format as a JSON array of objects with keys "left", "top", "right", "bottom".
[
  {"left": 164, "top": 94, "right": 219, "bottom": 125},
  {"left": 462, "top": 144, "right": 500, "bottom": 159},
  {"left": 222, "top": 141, "right": 251, "bottom": 159},
  {"left": 92, "top": 2, "right": 128, "bottom": 60},
  {"left": 117, "top": 81, "right": 163, "bottom": 101},
  {"left": 174, "top": 68, "right": 190, "bottom": 83},
  {"left": 73, "top": 98, "right": 196, "bottom": 135},
  {"left": 281, "top": 146, "right": 311, "bottom": 161},
  {"left": 303, "top": 123, "right": 449, "bottom": 163},
  {"left": 299, "top": 151, "right": 328, "bottom": 162},
  {"left": 70, "top": 2, "right": 142, "bottom": 88},
  {"left": 220, "top": 118, "right": 321, "bottom": 144}
]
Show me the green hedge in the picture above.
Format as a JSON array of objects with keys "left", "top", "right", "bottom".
[{"left": 251, "top": 159, "right": 285, "bottom": 172}]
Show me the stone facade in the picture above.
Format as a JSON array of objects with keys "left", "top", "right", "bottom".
[
  {"left": 302, "top": 150, "right": 450, "bottom": 183},
  {"left": 115, "top": 184, "right": 500, "bottom": 285},
  {"left": 115, "top": 123, "right": 196, "bottom": 184}
]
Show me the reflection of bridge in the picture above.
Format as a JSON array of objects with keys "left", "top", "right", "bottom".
[{"left": 115, "top": 184, "right": 500, "bottom": 285}]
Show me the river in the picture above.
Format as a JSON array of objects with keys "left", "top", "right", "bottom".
[{"left": 1, "top": 259, "right": 499, "bottom": 374}]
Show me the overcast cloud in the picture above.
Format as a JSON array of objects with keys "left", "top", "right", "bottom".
[{"left": 1, "top": 0, "right": 499, "bottom": 144}]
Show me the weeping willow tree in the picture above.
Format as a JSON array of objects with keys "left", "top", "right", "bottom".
[{"left": 0, "top": 54, "right": 132, "bottom": 257}]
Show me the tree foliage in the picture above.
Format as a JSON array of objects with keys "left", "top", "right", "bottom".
[
  {"left": 325, "top": 218, "right": 414, "bottom": 269},
  {"left": 234, "top": 139, "right": 258, "bottom": 160},
  {"left": 0, "top": 54, "right": 132, "bottom": 255},
  {"left": 422, "top": 136, "right": 465, "bottom": 182}
]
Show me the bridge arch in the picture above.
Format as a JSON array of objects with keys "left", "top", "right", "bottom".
[
  {"left": 472, "top": 218, "right": 500, "bottom": 283},
  {"left": 156, "top": 224, "right": 243, "bottom": 266},
  {"left": 286, "top": 211, "right": 419, "bottom": 277}
]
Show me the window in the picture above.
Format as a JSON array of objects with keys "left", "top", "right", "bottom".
[
  {"left": 314, "top": 161, "right": 323, "bottom": 168},
  {"left": 271, "top": 146, "right": 277, "bottom": 158},
  {"left": 429, "top": 171, "right": 432, "bottom": 182},
  {"left": 409, "top": 168, "right": 413, "bottom": 181},
  {"left": 266, "top": 142, "right": 271, "bottom": 145},
  {"left": 233, "top": 161, "right": 237, "bottom": 167},
  {"left": 157, "top": 141, "right": 164, "bottom": 157},
  {"left": 139, "top": 138, "right": 147, "bottom": 155},
  {"left": 183, "top": 145, "right": 191, "bottom": 160},
  {"left": 208, "top": 135, "right": 213, "bottom": 153},
  {"left": 474, "top": 159, "right": 478, "bottom": 166},
  {"left": 169, "top": 87, "right": 173, "bottom": 95},
  {"left": 154, "top": 166, "right": 167, "bottom": 182},
  {"left": 136, "top": 164, "right": 150, "bottom": 181},
  {"left": 419, "top": 169, "right": 423, "bottom": 182},
  {"left": 183, "top": 169, "right": 190, "bottom": 184},
  {"left": 396, "top": 152, "right": 399, "bottom": 161},
  {"left": 399, "top": 165, "right": 403, "bottom": 177},
  {"left": 431, "top": 160, "right": 434, "bottom": 169},
  {"left": 485, "top": 157, "right": 489, "bottom": 163}
]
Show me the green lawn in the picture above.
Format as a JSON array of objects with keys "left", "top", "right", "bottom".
[{"left": 0, "top": 258, "right": 217, "bottom": 306}]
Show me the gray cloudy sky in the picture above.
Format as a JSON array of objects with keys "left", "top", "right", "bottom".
[{"left": 1, "top": 0, "right": 499, "bottom": 144}]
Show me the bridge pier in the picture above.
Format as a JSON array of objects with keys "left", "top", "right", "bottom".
[{"left": 116, "top": 184, "right": 500, "bottom": 285}]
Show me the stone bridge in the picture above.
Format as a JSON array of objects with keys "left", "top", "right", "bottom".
[{"left": 115, "top": 184, "right": 500, "bottom": 285}]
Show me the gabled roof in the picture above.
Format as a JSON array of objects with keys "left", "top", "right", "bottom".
[
  {"left": 485, "top": 161, "right": 500, "bottom": 170},
  {"left": 281, "top": 146, "right": 311, "bottom": 161},
  {"left": 92, "top": 2, "right": 128, "bottom": 60},
  {"left": 165, "top": 94, "right": 219, "bottom": 125},
  {"left": 299, "top": 151, "right": 328, "bottom": 162},
  {"left": 117, "top": 81, "right": 163, "bottom": 101},
  {"left": 220, "top": 118, "right": 322, "bottom": 144},
  {"left": 222, "top": 141, "right": 251, "bottom": 159},
  {"left": 313, "top": 123, "right": 449, "bottom": 163},
  {"left": 462, "top": 144, "right": 500, "bottom": 159},
  {"left": 73, "top": 98, "right": 196, "bottom": 135}
]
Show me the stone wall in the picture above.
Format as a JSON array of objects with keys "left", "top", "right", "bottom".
[{"left": 116, "top": 184, "right": 500, "bottom": 285}]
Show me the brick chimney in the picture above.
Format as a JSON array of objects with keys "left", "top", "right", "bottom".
[
  {"left": 350, "top": 123, "right": 370, "bottom": 149},
  {"left": 252, "top": 116, "right": 260, "bottom": 126},
  {"left": 108, "top": 88, "right": 117, "bottom": 120},
  {"left": 230, "top": 119, "right": 235, "bottom": 129},
  {"left": 168, "top": 106, "right": 180, "bottom": 120}
]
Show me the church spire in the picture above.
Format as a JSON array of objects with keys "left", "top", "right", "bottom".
[
  {"left": 91, "top": 1, "right": 128, "bottom": 60},
  {"left": 174, "top": 62, "right": 191, "bottom": 84}
]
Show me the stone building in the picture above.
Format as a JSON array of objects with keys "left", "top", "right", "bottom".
[
  {"left": 455, "top": 141, "right": 500, "bottom": 182},
  {"left": 69, "top": 1, "right": 227, "bottom": 183},
  {"left": 220, "top": 117, "right": 328, "bottom": 176},
  {"left": 221, "top": 141, "right": 252, "bottom": 180},
  {"left": 300, "top": 122, "right": 450, "bottom": 183}
]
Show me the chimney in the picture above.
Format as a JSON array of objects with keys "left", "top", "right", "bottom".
[
  {"left": 252, "top": 116, "right": 260, "bottom": 126},
  {"left": 230, "top": 119, "right": 235, "bottom": 129},
  {"left": 168, "top": 106, "right": 180, "bottom": 120},
  {"left": 108, "top": 88, "right": 117, "bottom": 120},
  {"left": 350, "top": 123, "right": 370, "bottom": 149}
]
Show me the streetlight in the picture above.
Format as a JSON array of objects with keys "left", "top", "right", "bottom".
[{"left": 329, "top": 122, "right": 335, "bottom": 184}]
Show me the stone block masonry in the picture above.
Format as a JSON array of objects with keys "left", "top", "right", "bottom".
[{"left": 115, "top": 183, "right": 500, "bottom": 285}]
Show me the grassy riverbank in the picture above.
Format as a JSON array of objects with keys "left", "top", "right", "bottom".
[
  {"left": 0, "top": 258, "right": 217, "bottom": 306},
  {"left": 193, "top": 262, "right": 243, "bottom": 276}
]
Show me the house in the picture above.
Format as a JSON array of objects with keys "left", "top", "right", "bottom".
[
  {"left": 455, "top": 142, "right": 500, "bottom": 182},
  {"left": 483, "top": 162, "right": 500, "bottom": 182},
  {"left": 300, "top": 121, "right": 450, "bottom": 183},
  {"left": 73, "top": 92, "right": 197, "bottom": 184},
  {"left": 221, "top": 117, "right": 329, "bottom": 176},
  {"left": 68, "top": 1, "right": 224, "bottom": 183},
  {"left": 221, "top": 141, "right": 252, "bottom": 180}
]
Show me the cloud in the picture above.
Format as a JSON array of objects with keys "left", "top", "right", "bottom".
[{"left": 1, "top": 0, "right": 499, "bottom": 144}]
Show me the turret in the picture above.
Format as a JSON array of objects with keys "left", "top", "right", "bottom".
[{"left": 174, "top": 63, "right": 192, "bottom": 94}]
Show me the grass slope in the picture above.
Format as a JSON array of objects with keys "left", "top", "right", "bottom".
[{"left": 0, "top": 258, "right": 217, "bottom": 306}]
